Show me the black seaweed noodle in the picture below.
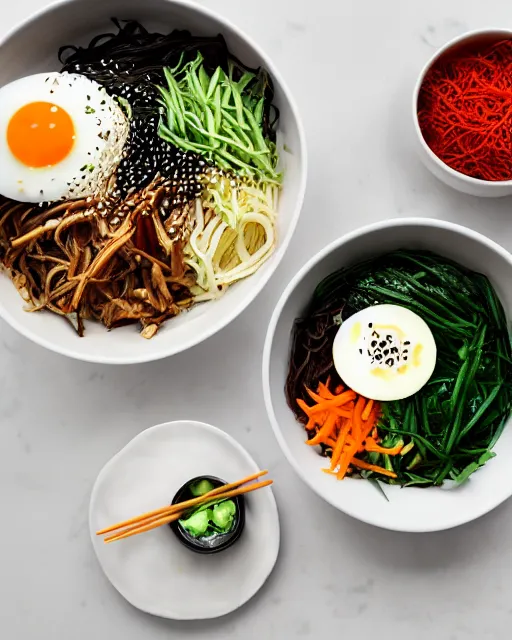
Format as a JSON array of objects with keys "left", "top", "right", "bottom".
[
  {"left": 59, "top": 18, "right": 278, "bottom": 140},
  {"left": 286, "top": 308, "right": 343, "bottom": 423}
]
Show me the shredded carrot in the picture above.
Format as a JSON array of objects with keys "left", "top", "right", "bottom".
[
  {"left": 306, "top": 411, "right": 328, "bottom": 431},
  {"left": 297, "top": 397, "right": 351, "bottom": 420},
  {"left": 337, "top": 441, "right": 358, "bottom": 479},
  {"left": 305, "top": 415, "right": 321, "bottom": 431},
  {"left": 322, "top": 468, "right": 337, "bottom": 475},
  {"left": 296, "top": 379, "right": 390, "bottom": 482},
  {"left": 304, "top": 391, "right": 356, "bottom": 415},
  {"left": 350, "top": 458, "right": 397, "bottom": 478},
  {"left": 365, "top": 438, "right": 403, "bottom": 456},
  {"left": 330, "top": 419, "right": 350, "bottom": 470},
  {"left": 352, "top": 396, "right": 366, "bottom": 446},
  {"left": 306, "top": 386, "right": 329, "bottom": 403},
  {"left": 333, "top": 407, "right": 353, "bottom": 419},
  {"left": 297, "top": 398, "right": 311, "bottom": 414},
  {"left": 358, "top": 408, "right": 380, "bottom": 453},
  {"left": 306, "top": 412, "right": 338, "bottom": 446},
  {"left": 317, "top": 380, "right": 336, "bottom": 400},
  {"left": 361, "top": 399, "right": 374, "bottom": 421}
]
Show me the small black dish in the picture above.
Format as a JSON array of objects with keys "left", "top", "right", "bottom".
[{"left": 170, "top": 475, "right": 245, "bottom": 555}]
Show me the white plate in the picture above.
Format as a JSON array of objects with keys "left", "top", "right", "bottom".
[{"left": 89, "top": 421, "right": 280, "bottom": 619}]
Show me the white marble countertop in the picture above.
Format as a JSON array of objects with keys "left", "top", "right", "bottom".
[{"left": 1, "top": 0, "right": 512, "bottom": 638}]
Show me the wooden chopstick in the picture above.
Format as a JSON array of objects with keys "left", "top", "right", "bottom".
[
  {"left": 105, "top": 511, "right": 184, "bottom": 544},
  {"left": 104, "top": 478, "right": 273, "bottom": 543},
  {"left": 96, "top": 469, "right": 268, "bottom": 536}
]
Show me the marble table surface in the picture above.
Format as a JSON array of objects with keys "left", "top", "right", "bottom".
[{"left": 1, "top": 1, "right": 512, "bottom": 638}]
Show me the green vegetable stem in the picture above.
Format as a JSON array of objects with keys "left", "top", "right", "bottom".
[{"left": 156, "top": 52, "right": 280, "bottom": 182}]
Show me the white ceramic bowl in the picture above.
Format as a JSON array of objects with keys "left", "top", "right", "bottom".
[
  {"left": 263, "top": 218, "right": 512, "bottom": 532},
  {"left": 0, "top": 0, "right": 306, "bottom": 364},
  {"left": 412, "top": 28, "right": 512, "bottom": 197}
]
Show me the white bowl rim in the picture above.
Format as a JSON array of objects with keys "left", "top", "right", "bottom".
[
  {"left": 89, "top": 419, "right": 280, "bottom": 619},
  {"left": 262, "top": 217, "right": 512, "bottom": 532},
  {"left": 0, "top": 0, "right": 307, "bottom": 365},
  {"left": 412, "top": 27, "right": 512, "bottom": 188}
]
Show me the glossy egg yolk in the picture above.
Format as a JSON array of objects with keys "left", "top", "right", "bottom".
[{"left": 7, "top": 101, "right": 75, "bottom": 168}]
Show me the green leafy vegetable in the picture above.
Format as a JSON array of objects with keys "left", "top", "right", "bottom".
[
  {"left": 179, "top": 482, "right": 238, "bottom": 539},
  {"left": 211, "top": 500, "right": 236, "bottom": 530},
  {"left": 190, "top": 479, "right": 215, "bottom": 497},
  {"left": 180, "top": 510, "right": 210, "bottom": 537}
]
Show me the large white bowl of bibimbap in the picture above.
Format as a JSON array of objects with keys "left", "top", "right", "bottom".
[
  {"left": 0, "top": 0, "right": 306, "bottom": 363},
  {"left": 263, "top": 219, "right": 512, "bottom": 532}
]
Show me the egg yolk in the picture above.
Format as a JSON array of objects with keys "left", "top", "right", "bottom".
[{"left": 7, "top": 101, "right": 75, "bottom": 168}]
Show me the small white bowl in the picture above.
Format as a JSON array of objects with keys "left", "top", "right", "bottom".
[
  {"left": 263, "top": 218, "right": 512, "bottom": 532},
  {"left": 90, "top": 420, "right": 279, "bottom": 620},
  {"left": 412, "top": 28, "right": 512, "bottom": 197},
  {"left": 0, "top": 0, "right": 306, "bottom": 364}
]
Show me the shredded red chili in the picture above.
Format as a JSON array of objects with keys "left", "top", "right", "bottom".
[{"left": 418, "top": 39, "right": 512, "bottom": 181}]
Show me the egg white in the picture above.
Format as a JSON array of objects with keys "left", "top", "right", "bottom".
[
  {"left": 332, "top": 304, "right": 437, "bottom": 401},
  {"left": 0, "top": 72, "right": 129, "bottom": 203}
]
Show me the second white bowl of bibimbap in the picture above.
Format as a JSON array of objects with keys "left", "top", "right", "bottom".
[{"left": 263, "top": 219, "right": 512, "bottom": 532}]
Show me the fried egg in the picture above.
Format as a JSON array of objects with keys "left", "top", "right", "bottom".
[
  {"left": 332, "top": 304, "right": 437, "bottom": 401},
  {"left": 0, "top": 72, "right": 129, "bottom": 203}
]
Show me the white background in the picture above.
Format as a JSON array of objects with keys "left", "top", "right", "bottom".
[{"left": 1, "top": 1, "right": 512, "bottom": 638}]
